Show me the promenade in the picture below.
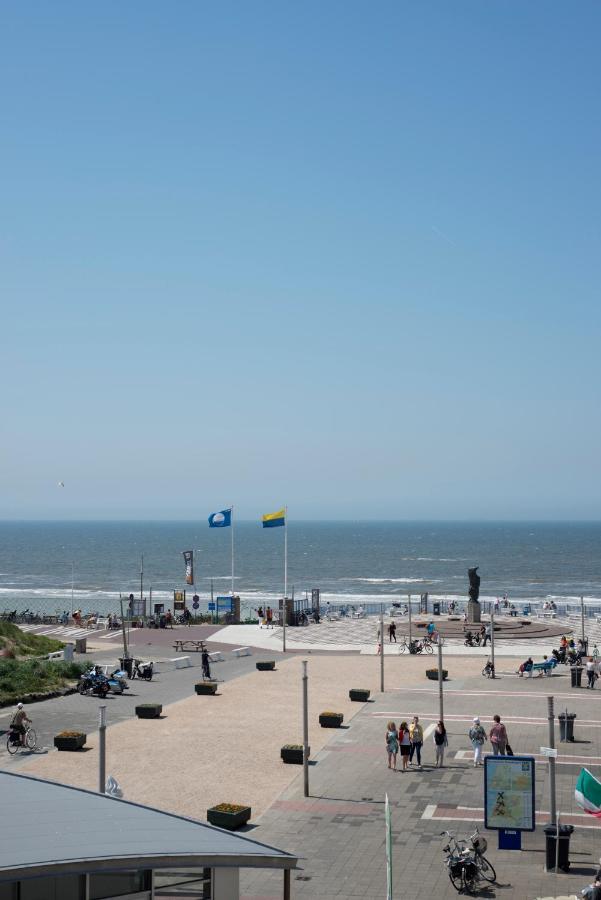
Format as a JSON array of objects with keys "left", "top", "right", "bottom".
[{"left": 8, "top": 630, "right": 601, "bottom": 899}]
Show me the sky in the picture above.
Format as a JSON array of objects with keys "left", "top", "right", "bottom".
[{"left": 1, "top": 2, "right": 600, "bottom": 521}]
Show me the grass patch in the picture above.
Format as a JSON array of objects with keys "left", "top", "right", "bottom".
[
  {"left": 0, "top": 658, "right": 88, "bottom": 704},
  {"left": 0, "top": 621, "right": 65, "bottom": 657}
]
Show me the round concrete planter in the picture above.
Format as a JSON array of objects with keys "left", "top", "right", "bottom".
[
  {"left": 256, "top": 661, "right": 276, "bottom": 671},
  {"left": 349, "top": 689, "right": 370, "bottom": 702},
  {"left": 319, "top": 712, "right": 344, "bottom": 728},
  {"left": 195, "top": 682, "right": 218, "bottom": 695},
  {"left": 207, "top": 805, "right": 251, "bottom": 830},
  {"left": 54, "top": 733, "right": 86, "bottom": 751},
  {"left": 135, "top": 703, "right": 162, "bottom": 719}
]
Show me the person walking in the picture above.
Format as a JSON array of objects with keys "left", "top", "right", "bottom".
[
  {"left": 481, "top": 623, "right": 490, "bottom": 647},
  {"left": 469, "top": 717, "right": 486, "bottom": 767},
  {"left": 388, "top": 621, "right": 397, "bottom": 643},
  {"left": 433, "top": 721, "right": 448, "bottom": 767},
  {"left": 398, "top": 721, "right": 411, "bottom": 771},
  {"left": 201, "top": 648, "right": 211, "bottom": 681},
  {"left": 377, "top": 625, "right": 382, "bottom": 655},
  {"left": 266, "top": 606, "right": 273, "bottom": 628},
  {"left": 409, "top": 716, "right": 424, "bottom": 770},
  {"left": 385, "top": 721, "right": 399, "bottom": 770},
  {"left": 489, "top": 714, "right": 508, "bottom": 755},
  {"left": 587, "top": 656, "right": 597, "bottom": 689}
]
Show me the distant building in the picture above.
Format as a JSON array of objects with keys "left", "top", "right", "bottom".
[{"left": 0, "top": 771, "right": 297, "bottom": 899}]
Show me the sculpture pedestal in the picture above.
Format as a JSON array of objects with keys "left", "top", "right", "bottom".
[{"left": 468, "top": 601, "right": 481, "bottom": 624}]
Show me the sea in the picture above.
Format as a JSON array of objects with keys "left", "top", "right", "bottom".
[{"left": 1, "top": 521, "right": 601, "bottom": 619}]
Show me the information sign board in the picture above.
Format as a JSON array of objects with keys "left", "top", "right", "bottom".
[
  {"left": 216, "top": 596, "right": 233, "bottom": 610},
  {"left": 484, "top": 755, "right": 535, "bottom": 832}
]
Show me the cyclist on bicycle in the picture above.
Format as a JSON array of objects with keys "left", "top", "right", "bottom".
[{"left": 11, "top": 703, "right": 32, "bottom": 746}]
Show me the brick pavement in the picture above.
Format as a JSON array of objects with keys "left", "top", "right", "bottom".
[{"left": 241, "top": 665, "right": 601, "bottom": 899}]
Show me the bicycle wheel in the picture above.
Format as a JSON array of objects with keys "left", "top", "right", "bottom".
[
  {"left": 25, "top": 729, "right": 37, "bottom": 750},
  {"left": 399, "top": 642, "right": 407, "bottom": 654},
  {"left": 476, "top": 855, "right": 496, "bottom": 883},
  {"left": 424, "top": 643, "right": 434, "bottom": 654},
  {"left": 6, "top": 735, "right": 18, "bottom": 755}
]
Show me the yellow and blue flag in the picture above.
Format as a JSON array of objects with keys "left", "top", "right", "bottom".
[{"left": 262, "top": 507, "right": 286, "bottom": 528}]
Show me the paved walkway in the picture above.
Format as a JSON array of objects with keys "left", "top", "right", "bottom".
[
  {"left": 241, "top": 667, "right": 601, "bottom": 899},
  {"left": 11, "top": 649, "right": 601, "bottom": 899}
]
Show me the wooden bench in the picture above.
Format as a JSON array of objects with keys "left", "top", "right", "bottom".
[
  {"left": 232, "top": 647, "right": 251, "bottom": 657},
  {"left": 173, "top": 640, "right": 206, "bottom": 653}
]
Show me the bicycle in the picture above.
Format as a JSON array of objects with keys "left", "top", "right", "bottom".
[
  {"left": 6, "top": 724, "right": 37, "bottom": 755},
  {"left": 440, "top": 831, "right": 479, "bottom": 893},
  {"left": 467, "top": 827, "right": 496, "bottom": 883},
  {"left": 398, "top": 636, "right": 434, "bottom": 655}
]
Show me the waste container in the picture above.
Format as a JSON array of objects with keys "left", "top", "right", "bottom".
[
  {"left": 558, "top": 712, "right": 576, "bottom": 742},
  {"left": 433, "top": 602, "right": 441, "bottom": 616},
  {"left": 570, "top": 665, "right": 582, "bottom": 688},
  {"left": 544, "top": 824, "right": 574, "bottom": 871},
  {"left": 63, "top": 643, "right": 74, "bottom": 662},
  {"left": 75, "top": 637, "right": 87, "bottom": 654},
  {"left": 119, "top": 657, "right": 134, "bottom": 678}
]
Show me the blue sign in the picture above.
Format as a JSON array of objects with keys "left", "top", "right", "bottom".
[
  {"left": 216, "top": 596, "right": 233, "bottom": 610},
  {"left": 208, "top": 602, "right": 215, "bottom": 610},
  {"left": 192, "top": 600, "right": 199, "bottom": 610}
]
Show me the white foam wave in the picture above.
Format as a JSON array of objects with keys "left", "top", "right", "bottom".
[{"left": 347, "top": 578, "right": 442, "bottom": 584}]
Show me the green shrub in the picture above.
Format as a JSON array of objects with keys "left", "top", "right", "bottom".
[{"left": 0, "top": 658, "right": 87, "bottom": 704}]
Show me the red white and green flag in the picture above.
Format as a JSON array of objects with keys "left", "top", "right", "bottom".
[{"left": 575, "top": 768, "right": 601, "bottom": 817}]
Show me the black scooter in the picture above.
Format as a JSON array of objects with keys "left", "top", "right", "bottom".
[{"left": 132, "top": 660, "right": 154, "bottom": 681}]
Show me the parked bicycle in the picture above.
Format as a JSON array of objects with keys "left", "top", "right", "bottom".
[
  {"left": 398, "top": 636, "right": 434, "bottom": 655},
  {"left": 482, "top": 659, "right": 495, "bottom": 678},
  {"left": 6, "top": 724, "right": 37, "bottom": 755},
  {"left": 440, "top": 828, "right": 496, "bottom": 893}
]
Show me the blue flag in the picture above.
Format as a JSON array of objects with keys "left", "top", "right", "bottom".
[{"left": 208, "top": 509, "right": 232, "bottom": 528}]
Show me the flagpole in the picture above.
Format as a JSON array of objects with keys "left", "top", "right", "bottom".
[
  {"left": 284, "top": 506, "right": 288, "bottom": 599},
  {"left": 231, "top": 505, "right": 235, "bottom": 596},
  {"left": 283, "top": 506, "right": 288, "bottom": 653}
]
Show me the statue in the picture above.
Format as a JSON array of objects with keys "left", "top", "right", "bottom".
[
  {"left": 467, "top": 566, "right": 481, "bottom": 623},
  {"left": 468, "top": 567, "right": 480, "bottom": 603}
]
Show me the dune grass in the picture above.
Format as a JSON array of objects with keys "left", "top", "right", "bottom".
[
  {"left": 0, "top": 658, "right": 88, "bottom": 704},
  {"left": 0, "top": 620, "right": 64, "bottom": 656}
]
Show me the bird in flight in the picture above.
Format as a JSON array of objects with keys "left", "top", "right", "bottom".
[{"left": 58, "top": 481, "right": 65, "bottom": 488}]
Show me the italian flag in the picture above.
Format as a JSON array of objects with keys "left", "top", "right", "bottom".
[{"left": 575, "top": 768, "right": 601, "bottom": 817}]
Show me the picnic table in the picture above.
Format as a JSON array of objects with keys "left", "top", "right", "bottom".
[{"left": 173, "top": 639, "right": 206, "bottom": 653}]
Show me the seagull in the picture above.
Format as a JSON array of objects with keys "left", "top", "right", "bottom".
[{"left": 58, "top": 482, "right": 65, "bottom": 488}]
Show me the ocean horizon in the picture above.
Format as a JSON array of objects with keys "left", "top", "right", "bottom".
[{"left": 1, "top": 520, "right": 601, "bottom": 616}]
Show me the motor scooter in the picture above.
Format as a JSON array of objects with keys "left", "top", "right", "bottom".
[{"left": 132, "top": 659, "right": 154, "bottom": 681}]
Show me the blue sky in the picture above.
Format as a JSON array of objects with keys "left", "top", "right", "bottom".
[{"left": 2, "top": 2, "right": 600, "bottom": 520}]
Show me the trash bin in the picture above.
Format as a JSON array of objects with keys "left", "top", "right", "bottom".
[
  {"left": 119, "top": 657, "right": 134, "bottom": 678},
  {"left": 558, "top": 712, "right": 576, "bottom": 742},
  {"left": 75, "top": 637, "right": 87, "bottom": 654},
  {"left": 63, "top": 643, "right": 74, "bottom": 662},
  {"left": 433, "top": 602, "right": 441, "bottom": 616},
  {"left": 544, "top": 824, "right": 574, "bottom": 871},
  {"left": 570, "top": 665, "right": 582, "bottom": 688}
]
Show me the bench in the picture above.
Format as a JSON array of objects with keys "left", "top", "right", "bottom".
[
  {"left": 208, "top": 651, "right": 224, "bottom": 663},
  {"left": 531, "top": 659, "right": 557, "bottom": 677},
  {"left": 536, "top": 612, "right": 557, "bottom": 619},
  {"left": 232, "top": 647, "right": 251, "bottom": 657},
  {"left": 173, "top": 640, "right": 206, "bottom": 652}
]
